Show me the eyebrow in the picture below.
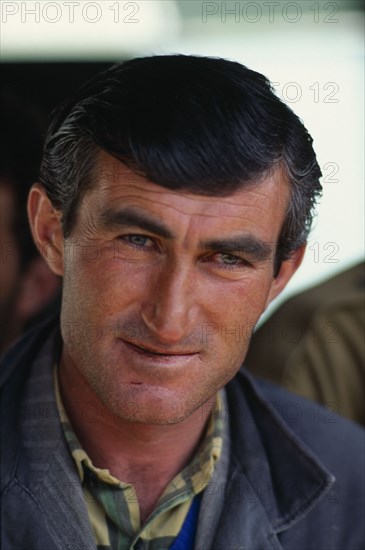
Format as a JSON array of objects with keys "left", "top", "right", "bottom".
[
  {"left": 101, "top": 207, "right": 174, "bottom": 239},
  {"left": 202, "top": 237, "right": 273, "bottom": 262},
  {"left": 101, "top": 207, "right": 273, "bottom": 261}
]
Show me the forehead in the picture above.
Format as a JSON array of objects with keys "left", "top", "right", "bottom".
[{"left": 84, "top": 152, "right": 290, "bottom": 237}]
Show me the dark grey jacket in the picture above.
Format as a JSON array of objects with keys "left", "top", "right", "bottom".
[{"left": 1, "top": 320, "right": 364, "bottom": 549}]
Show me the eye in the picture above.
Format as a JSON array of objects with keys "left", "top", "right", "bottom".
[
  {"left": 115, "top": 234, "right": 159, "bottom": 255},
  {"left": 113, "top": 234, "right": 162, "bottom": 264},
  {"left": 203, "top": 252, "right": 250, "bottom": 271},
  {"left": 219, "top": 253, "right": 243, "bottom": 266},
  {"left": 124, "top": 234, "right": 153, "bottom": 248}
]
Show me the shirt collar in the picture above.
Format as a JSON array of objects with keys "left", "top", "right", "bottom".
[{"left": 54, "top": 364, "right": 224, "bottom": 495}]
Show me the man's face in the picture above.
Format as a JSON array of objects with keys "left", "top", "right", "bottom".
[{"left": 57, "top": 153, "right": 297, "bottom": 424}]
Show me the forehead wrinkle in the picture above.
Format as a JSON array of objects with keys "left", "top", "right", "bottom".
[
  {"left": 102, "top": 176, "right": 277, "bottom": 210},
  {"left": 98, "top": 149, "right": 287, "bottom": 203},
  {"left": 100, "top": 206, "right": 174, "bottom": 239},
  {"left": 95, "top": 160, "right": 289, "bottom": 244},
  {"left": 104, "top": 190, "right": 271, "bottom": 224},
  {"left": 104, "top": 185, "right": 270, "bottom": 205}
]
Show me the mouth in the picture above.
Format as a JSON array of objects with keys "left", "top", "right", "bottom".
[{"left": 121, "top": 340, "right": 198, "bottom": 358}]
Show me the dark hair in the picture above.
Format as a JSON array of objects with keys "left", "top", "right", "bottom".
[{"left": 40, "top": 55, "right": 322, "bottom": 270}]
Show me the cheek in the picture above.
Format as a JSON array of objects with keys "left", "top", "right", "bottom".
[
  {"left": 202, "top": 275, "right": 273, "bottom": 362},
  {"left": 212, "top": 273, "right": 273, "bottom": 322},
  {"left": 61, "top": 251, "right": 152, "bottom": 333}
]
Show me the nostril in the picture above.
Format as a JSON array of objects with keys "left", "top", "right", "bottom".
[{"left": 140, "top": 305, "right": 191, "bottom": 345}]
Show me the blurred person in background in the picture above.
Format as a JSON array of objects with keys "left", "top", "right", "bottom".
[
  {"left": 246, "top": 261, "right": 365, "bottom": 425},
  {"left": 0, "top": 91, "right": 60, "bottom": 355}
]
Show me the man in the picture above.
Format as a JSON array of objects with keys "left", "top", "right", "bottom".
[{"left": 1, "top": 55, "right": 364, "bottom": 549}]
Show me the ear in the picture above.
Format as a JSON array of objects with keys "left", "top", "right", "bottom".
[
  {"left": 28, "top": 183, "right": 64, "bottom": 276},
  {"left": 264, "top": 245, "right": 306, "bottom": 309}
]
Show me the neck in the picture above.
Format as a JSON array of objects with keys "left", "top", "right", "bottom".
[{"left": 58, "top": 351, "right": 214, "bottom": 522}]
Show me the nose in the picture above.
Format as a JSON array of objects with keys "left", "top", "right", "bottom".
[{"left": 141, "top": 261, "right": 197, "bottom": 344}]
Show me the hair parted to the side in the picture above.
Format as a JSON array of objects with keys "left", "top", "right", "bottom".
[{"left": 40, "top": 55, "right": 322, "bottom": 270}]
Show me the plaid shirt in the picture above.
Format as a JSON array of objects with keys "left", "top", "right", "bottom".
[{"left": 54, "top": 367, "right": 224, "bottom": 549}]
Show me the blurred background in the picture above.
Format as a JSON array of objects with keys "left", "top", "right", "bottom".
[{"left": 1, "top": 0, "right": 364, "bottom": 322}]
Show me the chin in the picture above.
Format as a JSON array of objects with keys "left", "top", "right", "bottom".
[
  {"left": 103, "top": 385, "right": 204, "bottom": 425},
  {"left": 119, "top": 411, "right": 190, "bottom": 425},
  {"left": 112, "top": 403, "right": 194, "bottom": 425}
]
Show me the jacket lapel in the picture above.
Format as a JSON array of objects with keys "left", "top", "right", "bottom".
[
  {"left": 212, "top": 465, "right": 284, "bottom": 549},
  {"left": 210, "top": 371, "right": 335, "bottom": 548},
  {"left": 15, "top": 331, "right": 96, "bottom": 550}
]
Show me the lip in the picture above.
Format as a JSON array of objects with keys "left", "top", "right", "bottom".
[{"left": 121, "top": 339, "right": 198, "bottom": 357}]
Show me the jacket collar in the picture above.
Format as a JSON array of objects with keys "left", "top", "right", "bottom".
[
  {"left": 212, "top": 370, "right": 335, "bottom": 549},
  {"left": 1, "top": 325, "right": 96, "bottom": 550}
]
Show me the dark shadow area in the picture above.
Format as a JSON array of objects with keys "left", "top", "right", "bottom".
[{"left": 2, "top": 61, "right": 118, "bottom": 115}]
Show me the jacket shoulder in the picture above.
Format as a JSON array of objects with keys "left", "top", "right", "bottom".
[
  {"left": 238, "top": 370, "right": 365, "bottom": 484},
  {"left": 0, "top": 315, "right": 60, "bottom": 388}
]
